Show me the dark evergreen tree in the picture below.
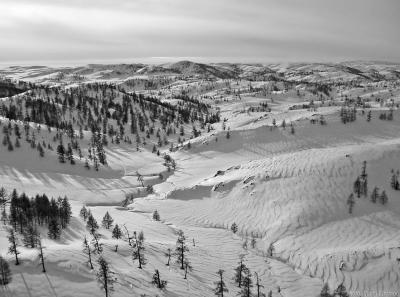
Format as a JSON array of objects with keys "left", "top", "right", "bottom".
[
  {"left": 23, "top": 225, "right": 39, "bottom": 248},
  {"left": 239, "top": 269, "right": 253, "bottom": 297},
  {"left": 370, "top": 187, "right": 379, "bottom": 203},
  {"left": 380, "top": 191, "right": 388, "bottom": 205},
  {"left": 234, "top": 256, "right": 248, "bottom": 288},
  {"left": 132, "top": 231, "right": 146, "bottom": 269},
  {"left": 152, "top": 210, "right": 160, "bottom": 221},
  {"left": 48, "top": 218, "right": 61, "bottom": 240},
  {"left": 175, "top": 230, "right": 189, "bottom": 270},
  {"left": 334, "top": 283, "right": 349, "bottom": 297},
  {"left": 38, "top": 236, "right": 46, "bottom": 273},
  {"left": 83, "top": 235, "right": 94, "bottom": 269},
  {"left": 80, "top": 206, "right": 89, "bottom": 221},
  {"left": 87, "top": 213, "right": 99, "bottom": 235},
  {"left": 152, "top": 269, "right": 167, "bottom": 289},
  {"left": 214, "top": 269, "right": 228, "bottom": 297},
  {"left": 101, "top": 211, "right": 114, "bottom": 229},
  {"left": 347, "top": 193, "right": 355, "bottom": 214},
  {"left": 165, "top": 248, "right": 172, "bottom": 266},
  {"left": 60, "top": 196, "right": 72, "bottom": 228},
  {"left": 231, "top": 222, "right": 238, "bottom": 234},
  {"left": 0, "top": 256, "right": 12, "bottom": 286},
  {"left": 96, "top": 256, "right": 115, "bottom": 297},
  {"left": 320, "top": 283, "right": 332, "bottom": 297},
  {"left": 7, "top": 228, "right": 20, "bottom": 265},
  {"left": 111, "top": 224, "right": 122, "bottom": 240},
  {"left": 57, "top": 141, "right": 66, "bottom": 163}
]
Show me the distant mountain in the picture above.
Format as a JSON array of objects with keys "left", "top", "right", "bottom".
[{"left": 1, "top": 61, "right": 400, "bottom": 85}]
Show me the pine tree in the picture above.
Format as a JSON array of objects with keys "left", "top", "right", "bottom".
[
  {"left": 214, "top": 269, "right": 228, "bottom": 297},
  {"left": 239, "top": 269, "right": 253, "bottom": 297},
  {"left": 7, "top": 228, "right": 20, "bottom": 265},
  {"left": 380, "top": 191, "right": 388, "bottom": 205},
  {"left": 347, "top": 193, "right": 355, "bottom": 214},
  {"left": 152, "top": 269, "right": 167, "bottom": 289},
  {"left": 334, "top": 283, "right": 349, "bottom": 297},
  {"left": 92, "top": 232, "right": 103, "bottom": 254},
  {"left": 254, "top": 272, "right": 266, "bottom": 297},
  {"left": 101, "top": 211, "right": 114, "bottom": 229},
  {"left": 38, "top": 236, "right": 46, "bottom": 273},
  {"left": 96, "top": 256, "right": 115, "bottom": 297},
  {"left": 152, "top": 210, "right": 160, "bottom": 221},
  {"left": 57, "top": 141, "right": 65, "bottom": 163},
  {"left": 80, "top": 206, "right": 89, "bottom": 220},
  {"left": 175, "top": 230, "right": 189, "bottom": 270},
  {"left": 370, "top": 187, "right": 379, "bottom": 203},
  {"left": 87, "top": 213, "right": 99, "bottom": 235},
  {"left": 320, "top": 283, "right": 331, "bottom": 297},
  {"left": 60, "top": 196, "right": 72, "bottom": 228},
  {"left": 0, "top": 256, "right": 12, "bottom": 286},
  {"left": 48, "top": 218, "right": 61, "bottom": 240},
  {"left": 165, "top": 248, "right": 172, "bottom": 266},
  {"left": 112, "top": 224, "right": 122, "bottom": 240},
  {"left": 23, "top": 225, "right": 39, "bottom": 248},
  {"left": 83, "top": 235, "right": 94, "bottom": 269},
  {"left": 184, "top": 259, "right": 192, "bottom": 279},
  {"left": 234, "top": 255, "right": 247, "bottom": 287},
  {"left": 367, "top": 111, "right": 372, "bottom": 122},
  {"left": 132, "top": 231, "right": 146, "bottom": 269},
  {"left": 231, "top": 222, "right": 238, "bottom": 234}
]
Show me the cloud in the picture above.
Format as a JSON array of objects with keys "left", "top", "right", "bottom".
[{"left": 0, "top": 0, "right": 399, "bottom": 64}]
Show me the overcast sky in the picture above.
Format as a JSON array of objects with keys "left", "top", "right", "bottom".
[{"left": 1, "top": 0, "right": 399, "bottom": 65}]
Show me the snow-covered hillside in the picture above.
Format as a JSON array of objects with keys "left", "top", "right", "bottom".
[{"left": 0, "top": 61, "right": 400, "bottom": 297}]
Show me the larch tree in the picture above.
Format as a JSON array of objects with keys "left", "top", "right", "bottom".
[
  {"left": 175, "top": 230, "right": 189, "bottom": 270},
  {"left": 101, "top": 211, "right": 114, "bottom": 229},
  {"left": 7, "top": 228, "right": 20, "bottom": 265},
  {"left": 96, "top": 256, "right": 115, "bottom": 297},
  {"left": 132, "top": 231, "right": 146, "bottom": 269},
  {"left": 0, "top": 256, "right": 12, "bottom": 286},
  {"left": 214, "top": 269, "right": 228, "bottom": 297}
]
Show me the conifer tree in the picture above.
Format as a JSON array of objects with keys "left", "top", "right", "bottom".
[
  {"left": 83, "top": 235, "right": 94, "bottom": 269},
  {"left": 80, "top": 206, "right": 89, "bottom": 221},
  {"left": 231, "top": 222, "right": 238, "bottom": 234},
  {"left": 152, "top": 269, "right": 167, "bottom": 289},
  {"left": 370, "top": 187, "right": 379, "bottom": 203},
  {"left": 7, "top": 228, "right": 20, "bottom": 265},
  {"left": 165, "top": 248, "right": 172, "bottom": 266},
  {"left": 0, "top": 256, "right": 12, "bottom": 286},
  {"left": 334, "top": 283, "right": 349, "bottom": 297},
  {"left": 347, "top": 193, "right": 355, "bottom": 214},
  {"left": 320, "top": 283, "right": 331, "bottom": 297},
  {"left": 112, "top": 224, "right": 122, "bottom": 240},
  {"left": 101, "top": 211, "right": 114, "bottom": 229},
  {"left": 239, "top": 269, "right": 253, "bottom": 297},
  {"left": 23, "top": 225, "right": 39, "bottom": 248},
  {"left": 38, "top": 236, "right": 46, "bottom": 273},
  {"left": 87, "top": 213, "right": 99, "bottom": 235},
  {"left": 175, "top": 230, "right": 189, "bottom": 270},
  {"left": 234, "top": 255, "right": 247, "bottom": 288},
  {"left": 380, "top": 191, "right": 388, "bottom": 205},
  {"left": 48, "top": 218, "right": 61, "bottom": 239},
  {"left": 96, "top": 256, "right": 115, "bottom": 297},
  {"left": 152, "top": 210, "right": 160, "bottom": 221},
  {"left": 132, "top": 231, "right": 146, "bottom": 269},
  {"left": 214, "top": 269, "right": 228, "bottom": 297}
]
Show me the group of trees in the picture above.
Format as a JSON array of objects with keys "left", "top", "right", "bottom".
[
  {"left": 390, "top": 169, "right": 400, "bottom": 190},
  {"left": 0, "top": 81, "right": 220, "bottom": 170},
  {"left": 320, "top": 283, "right": 349, "bottom": 297},
  {"left": 340, "top": 106, "right": 357, "bottom": 124},
  {"left": 6, "top": 189, "right": 71, "bottom": 240}
]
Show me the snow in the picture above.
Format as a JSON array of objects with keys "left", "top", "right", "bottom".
[{"left": 1, "top": 62, "right": 400, "bottom": 297}]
